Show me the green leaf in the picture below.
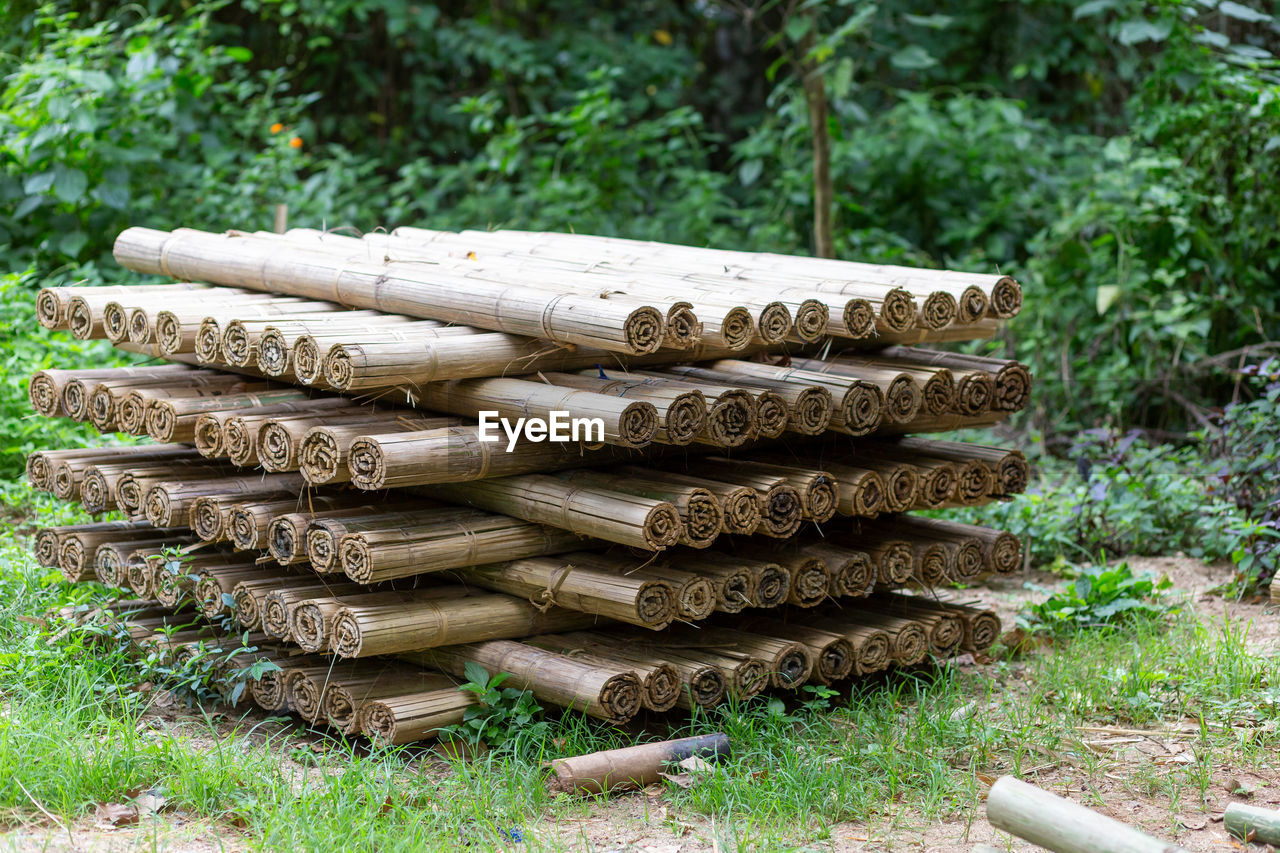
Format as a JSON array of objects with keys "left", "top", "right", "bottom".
[
  {"left": 784, "top": 16, "right": 813, "bottom": 43},
  {"left": 59, "top": 231, "right": 88, "bottom": 257},
  {"left": 739, "top": 159, "right": 763, "bottom": 187},
  {"left": 1074, "top": 0, "right": 1119, "bottom": 19},
  {"left": 1096, "top": 284, "right": 1121, "bottom": 314},
  {"left": 1116, "top": 19, "right": 1172, "bottom": 45},
  {"left": 890, "top": 46, "right": 937, "bottom": 71},
  {"left": 902, "top": 13, "right": 953, "bottom": 28},
  {"left": 53, "top": 165, "right": 88, "bottom": 204},
  {"left": 225, "top": 46, "right": 254, "bottom": 63},
  {"left": 1218, "top": 1, "right": 1271, "bottom": 23},
  {"left": 23, "top": 172, "right": 55, "bottom": 195},
  {"left": 463, "top": 661, "right": 489, "bottom": 687}
]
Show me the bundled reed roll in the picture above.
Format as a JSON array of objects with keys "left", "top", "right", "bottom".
[
  {"left": 115, "top": 227, "right": 670, "bottom": 355},
  {"left": 546, "top": 372, "right": 706, "bottom": 446},
  {"left": 932, "top": 600, "right": 1002, "bottom": 651},
  {"left": 194, "top": 396, "right": 357, "bottom": 458},
  {"left": 893, "top": 516, "right": 1022, "bottom": 576},
  {"left": 527, "top": 634, "right": 681, "bottom": 712},
  {"left": 856, "top": 517, "right": 988, "bottom": 582},
  {"left": 299, "top": 416, "right": 456, "bottom": 484},
  {"left": 642, "top": 470, "right": 761, "bottom": 535},
  {"left": 794, "top": 542, "right": 875, "bottom": 598},
  {"left": 266, "top": 503, "right": 425, "bottom": 565},
  {"left": 407, "top": 640, "right": 644, "bottom": 723},
  {"left": 339, "top": 512, "right": 586, "bottom": 583},
  {"left": 53, "top": 365, "right": 196, "bottom": 422},
  {"left": 94, "top": 535, "right": 196, "bottom": 588},
  {"left": 456, "top": 553, "right": 677, "bottom": 629},
  {"left": 42, "top": 520, "right": 154, "bottom": 581},
  {"left": 258, "top": 580, "right": 368, "bottom": 640},
  {"left": 681, "top": 457, "right": 837, "bottom": 524},
  {"left": 288, "top": 587, "right": 465, "bottom": 653},
  {"left": 146, "top": 388, "right": 312, "bottom": 443},
  {"left": 107, "top": 460, "right": 232, "bottom": 517},
  {"left": 303, "top": 505, "right": 466, "bottom": 574},
  {"left": 794, "top": 354, "right": 956, "bottom": 416},
  {"left": 424, "top": 474, "right": 682, "bottom": 550},
  {"left": 346, "top": 426, "right": 639, "bottom": 490},
  {"left": 802, "top": 460, "right": 885, "bottom": 518},
  {"left": 664, "top": 626, "right": 812, "bottom": 689},
  {"left": 555, "top": 469, "right": 723, "bottom": 549},
  {"left": 143, "top": 472, "right": 306, "bottom": 528},
  {"left": 194, "top": 566, "right": 298, "bottom": 619},
  {"left": 226, "top": 495, "right": 356, "bottom": 552},
  {"left": 811, "top": 609, "right": 929, "bottom": 666},
  {"left": 153, "top": 297, "right": 343, "bottom": 356},
  {"left": 875, "top": 345, "right": 1030, "bottom": 411},
  {"left": 285, "top": 660, "right": 372, "bottom": 722},
  {"left": 892, "top": 437, "right": 1029, "bottom": 496},
  {"left": 44, "top": 446, "right": 199, "bottom": 505},
  {"left": 731, "top": 616, "right": 854, "bottom": 684},
  {"left": 108, "top": 290, "right": 277, "bottom": 343},
  {"left": 358, "top": 686, "right": 476, "bottom": 744},
  {"left": 249, "top": 653, "right": 330, "bottom": 711},
  {"left": 113, "top": 380, "right": 278, "bottom": 436},
  {"left": 256, "top": 409, "right": 427, "bottom": 473},
  {"left": 190, "top": 487, "right": 302, "bottom": 543},
  {"left": 663, "top": 551, "right": 756, "bottom": 613},
  {"left": 324, "top": 669, "right": 462, "bottom": 735},
  {"left": 655, "top": 363, "right": 834, "bottom": 436},
  {"left": 858, "top": 594, "right": 965, "bottom": 654},
  {"left": 37, "top": 283, "right": 210, "bottom": 330}
]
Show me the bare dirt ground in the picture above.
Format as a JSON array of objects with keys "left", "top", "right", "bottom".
[{"left": 5, "top": 556, "right": 1276, "bottom": 852}]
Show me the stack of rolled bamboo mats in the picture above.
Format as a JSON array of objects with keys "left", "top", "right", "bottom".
[{"left": 29, "top": 226, "right": 1028, "bottom": 743}]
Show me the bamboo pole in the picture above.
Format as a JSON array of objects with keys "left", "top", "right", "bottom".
[
  {"left": 406, "top": 641, "right": 644, "bottom": 723},
  {"left": 115, "top": 227, "right": 671, "bottom": 355},
  {"left": 456, "top": 553, "right": 677, "bottom": 629},
  {"left": 421, "top": 474, "right": 682, "bottom": 550}
]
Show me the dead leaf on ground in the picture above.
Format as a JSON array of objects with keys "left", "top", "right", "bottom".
[
  {"left": 94, "top": 802, "right": 138, "bottom": 829},
  {"left": 1177, "top": 816, "right": 1208, "bottom": 831},
  {"left": 134, "top": 792, "right": 168, "bottom": 815}
]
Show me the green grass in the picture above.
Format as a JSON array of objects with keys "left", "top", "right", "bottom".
[{"left": 2, "top": 511, "right": 1278, "bottom": 850}]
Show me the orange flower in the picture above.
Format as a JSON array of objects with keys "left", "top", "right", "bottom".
[
  {"left": 289, "top": 137, "right": 303, "bottom": 149},
  {"left": 270, "top": 122, "right": 284, "bottom": 134}
]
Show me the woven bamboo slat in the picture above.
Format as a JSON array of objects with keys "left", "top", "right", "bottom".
[
  {"left": 357, "top": 687, "right": 475, "bottom": 744},
  {"left": 456, "top": 553, "right": 676, "bottom": 629},
  {"left": 322, "top": 669, "right": 460, "bottom": 735},
  {"left": 37, "top": 284, "right": 210, "bottom": 330},
  {"left": 731, "top": 616, "right": 855, "bottom": 684},
  {"left": 542, "top": 372, "right": 706, "bottom": 446},
  {"left": 526, "top": 634, "right": 681, "bottom": 712},
  {"left": 555, "top": 469, "right": 722, "bottom": 549},
  {"left": 405, "top": 640, "right": 644, "bottom": 723},
  {"left": 422, "top": 474, "right": 681, "bottom": 550},
  {"left": 194, "top": 397, "right": 357, "bottom": 458},
  {"left": 115, "top": 228, "right": 671, "bottom": 355},
  {"left": 144, "top": 472, "right": 306, "bottom": 528},
  {"left": 338, "top": 513, "right": 586, "bottom": 583}
]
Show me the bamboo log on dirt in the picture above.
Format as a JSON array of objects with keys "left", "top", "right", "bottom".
[
  {"left": 455, "top": 553, "right": 677, "bottom": 629},
  {"left": 554, "top": 469, "right": 723, "bottom": 549},
  {"left": 543, "top": 372, "right": 707, "bottom": 446},
  {"left": 346, "top": 426, "right": 643, "bottom": 490},
  {"left": 337, "top": 512, "right": 586, "bottom": 583},
  {"left": 357, "top": 686, "right": 476, "bottom": 744},
  {"left": 144, "top": 472, "right": 306, "bottom": 528},
  {"left": 542, "top": 733, "right": 732, "bottom": 796},
  {"left": 194, "top": 396, "right": 357, "bottom": 458},
  {"left": 421, "top": 474, "right": 682, "bottom": 550},
  {"left": 406, "top": 640, "right": 644, "bottom": 723},
  {"left": 526, "top": 634, "right": 682, "bottom": 713},
  {"left": 115, "top": 227, "right": 672, "bottom": 355}
]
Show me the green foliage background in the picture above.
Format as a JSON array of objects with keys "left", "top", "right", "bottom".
[{"left": 0, "top": 0, "right": 1277, "bottom": 481}]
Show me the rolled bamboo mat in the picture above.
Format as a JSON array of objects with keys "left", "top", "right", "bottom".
[
  {"left": 891, "top": 437, "right": 1029, "bottom": 496},
  {"left": 111, "top": 461, "right": 234, "bottom": 517},
  {"left": 657, "top": 364, "right": 834, "bottom": 436},
  {"left": 43, "top": 446, "right": 201, "bottom": 505},
  {"left": 662, "top": 551, "right": 764, "bottom": 612},
  {"left": 48, "top": 365, "right": 195, "bottom": 422},
  {"left": 266, "top": 503, "right": 433, "bottom": 566},
  {"left": 892, "top": 516, "right": 1022, "bottom": 576},
  {"left": 225, "top": 495, "right": 357, "bottom": 552},
  {"left": 809, "top": 609, "right": 930, "bottom": 666},
  {"left": 631, "top": 372, "right": 771, "bottom": 445},
  {"left": 338, "top": 513, "right": 586, "bottom": 583},
  {"left": 152, "top": 298, "right": 345, "bottom": 355},
  {"left": 216, "top": 313, "right": 392, "bottom": 369},
  {"left": 456, "top": 553, "right": 676, "bottom": 629},
  {"left": 143, "top": 472, "right": 306, "bottom": 528},
  {"left": 669, "top": 456, "right": 837, "bottom": 524},
  {"left": 659, "top": 626, "right": 812, "bottom": 690},
  {"left": 255, "top": 409, "right": 425, "bottom": 473},
  {"left": 94, "top": 534, "right": 198, "bottom": 588},
  {"left": 223, "top": 405, "right": 375, "bottom": 467},
  {"left": 357, "top": 685, "right": 476, "bottom": 743},
  {"left": 249, "top": 653, "right": 329, "bottom": 711},
  {"left": 37, "top": 520, "right": 153, "bottom": 580},
  {"left": 787, "top": 541, "right": 875, "bottom": 598},
  {"left": 729, "top": 616, "right": 855, "bottom": 684},
  {"left": 764, "top": 549, "right": 832, "bottom": 608},
  {"left": 258, "top": 580, "right": 368, "bottom": 639},
  {"left": 285, "top": 660, "right": 377, "bottom": 723},
  {"left": 851, "top": 594, "right": 965, "bottom": 655},
  {"left": 794, "top": 354, "right": 958, "bottom": 417},
  {"left": 194, "top": 397, "right": 358, "bottom": 458},
  {"left": 114, "top": 380, "right": 279, "bottom": 436},
  {"left": 299, "top": 417, "right": 459, "bottom": 484},
  {"left": 822, "top": 528, "right": 915, "bottom": 585},
  {"left": 115, "top": 227, "right": 671, "bottom": 355},
  {"left": 195, "top": 565, "right": 301, "bottom": 619},
  {"left": 190, "top": 488, "right": 302, "bottom": 543},
  {"left": 420, "top": 474, "right": 682, "bottom": 551},
  {"left": 146, "top": 389, "right": 315, "bottom": 443},
  {"left": 614, "top": 638, "right": 768, "bottom": 701},
  {"left": 874, "top": 346, "right": 1030, "bottom": 412},
  {"left": 256, "top": 317, "right": 450, "bottom": 378},
  {"left": 635, "top": 469, "right": 761, "bottom": 535},
  {"left": 152, "top": 553, "right": 262, "bottom": 610},
  {"left": 306, "top": 507, "right": 477, "bottom": 574},
  {"left": 526, "top": 634, "right": 681, "bottom": 712},
  {"left": 405, "top": 640, "right": 644, "bottom": 723},
  {"left": 555, "top": 469, "right": 723, "bottom": 549},
  {"left": 540, "top": 372, "right": 707, "bottom": 446},
  {"left": 106, "top": 291, "right": 282, "bottom": 343},
  {"left": 37, "top": 284, "right": 210, "bottom": 330},
  {"left": 287, "top": 587, "right": 464, "bottom": 654}
]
